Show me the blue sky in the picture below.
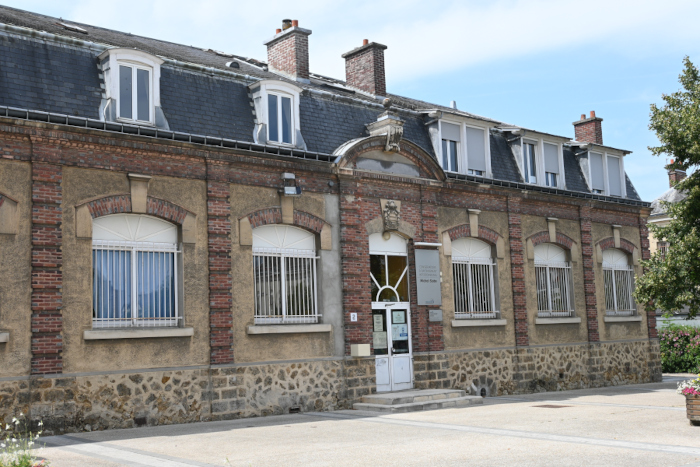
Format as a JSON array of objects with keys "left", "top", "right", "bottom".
[{"left": 3, "top": 0, "right": 700, "bottom": 201}]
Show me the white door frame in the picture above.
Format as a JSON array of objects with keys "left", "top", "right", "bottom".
[{"left": 373, "top": 301, "right": 413, "bottom": 392}]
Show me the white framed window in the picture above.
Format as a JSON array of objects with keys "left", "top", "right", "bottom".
[
  {"left": 92, "top": 214, "right": 180, "bottom": 328},
  {"left": 98, "top": 48, "right": 163, "bottom": 126},
  {"left": 452, "top": 238, "right": 498, "bottom": 319},
  {"left": 369, "top": 232, "right": 409, "bottom": 302},
  {"left": 543, "top": 142, "right": 560, "bottom": 187},
  {"left": 657, "top": 241, "right": 669, "bottom": 259},
  {"left": 602, "top": 249, "right": 635, "bottom": 316},
  {"left": 252, "top": 225, "right": 318, "bottom": 324},
  {"left": 534, "top": 244, "right": 573, "bottom": 317},
  {"left": 587, "top": 150, "right": 626, "bottom": 197},
  {"left": 249, "top": 80, "right": 303, "bottom": 148},
  {"left": 523, "top": 141, "right": 537, "bottom": 184},
  {"left": 438, "top": 121, "right": 490, "bottom": 177}
]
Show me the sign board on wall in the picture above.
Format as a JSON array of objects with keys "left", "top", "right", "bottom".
[{"left": 415, "top": 249, "right": 442, "bottom": 306}]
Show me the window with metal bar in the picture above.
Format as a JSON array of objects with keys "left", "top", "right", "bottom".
[
  {"left": 92, "top": 214, "right": 180, "bottom": 328},
  {"left": 252, "top": 225, "right": 319, "bottom": 324},
  {"left": 602, "top": 249, "right": 636, "bottom": 316},
  {"left": 534, "top": 244, "right": 573, "bottom": 317},
  {"left": 451, "top": 237, "right": 498, "bottom": 319}
]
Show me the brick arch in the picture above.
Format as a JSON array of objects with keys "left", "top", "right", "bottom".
[
  {"left": 527, "top": 230, "right": 576, "bottom": 250},
  {"left": 337, "top": 135, "right": 446, "bottom": 182},
  {"left": 597, "top": 237, "right": 636, "bottom": 255},
  {"left": 82, "top": 194, "right": 190, "bottom": 225},
  {"left": 445, "top": 223, "right": 502, "bottom": 246},
  {"left": 244, "top": 207, "right": 329, "bottom": 234}
]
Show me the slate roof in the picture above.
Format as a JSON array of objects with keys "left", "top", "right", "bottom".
[
  {"left": 650, "top": 187, "right": 687, "bottom": 216},
  {"left": 0, "top": 4, "right": 644, "bottom": 202}
]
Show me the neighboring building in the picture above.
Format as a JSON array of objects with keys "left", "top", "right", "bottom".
[
  {"left": 648, "top": 167, "right": 700, "bottom": 327},
  {"left": 0, "top": 6, "right": 660, "bottom": 433}
]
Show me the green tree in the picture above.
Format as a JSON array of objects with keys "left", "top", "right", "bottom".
[{"left": 635, "top": 57, "right": 700, "bottom": 318}]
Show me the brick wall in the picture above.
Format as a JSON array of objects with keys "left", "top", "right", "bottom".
[
  {"left": 508, "top": 197, "right": 529, "bottom": 347},
  {"left": 266, "top": 29, "right": 310, "bottom": 80},
  {"left": 342, "top": 43, "right": 387, "bottom": 96}
]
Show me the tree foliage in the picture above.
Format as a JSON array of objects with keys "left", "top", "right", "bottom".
[{"left": 635, "top": 57, "right": 700, "bottom": 318}]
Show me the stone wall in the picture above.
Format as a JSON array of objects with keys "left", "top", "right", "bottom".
[{"left": 0, "top": 340, "right": 659, "bottom": 434}]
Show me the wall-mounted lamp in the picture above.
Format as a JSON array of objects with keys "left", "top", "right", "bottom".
[{"left": 281, "top": 173, "right": 302, "bottom": 197}]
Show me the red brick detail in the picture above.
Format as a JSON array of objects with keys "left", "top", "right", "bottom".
[
  {"left": 508, "top": 197, "right": 528, "bottom": 347},
  {"left": 266, "top": 29, "right": 310, "bottom": 80},
  {"left": 580, "top": 206, "right": 599, "bottom": 342},
  {"left": 573, "top": 115, "right": 603, "bottom": 145},
  {"left": 31, "top": 162, "right": 63, "bottom": 375},
  {"left": 639, "top": 217, "right": 657, "bottom": 339},
  {"left": 446, "top": 224, "right": 503, "bottom": 247},
  {"left": 207, "top": 179, "right": 233, "bottom": 364},
  {"left": 147, "top": 197, "right": 189, "bottom": 225},
  {"left": 528, "top": 231, "right": 576, "bottom": 250},
  {"left": 247, "top": 208, "right": 282, "bottom": 229},
  {"left": 293, "top": 211, "right": 327, "bottom": 234},
  {"left": 86, "top": 195, "right": 131, "bottom": 218},
  {"left": 343, "top": 42, "right": 387, "bottom": 96},
  {"left": 597, "top": 237, "right": 636, "bottom": 255}
]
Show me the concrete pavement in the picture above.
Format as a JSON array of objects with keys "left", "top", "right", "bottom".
[{"left": 35, "top": 375, "right": 700, "bottom": 466}]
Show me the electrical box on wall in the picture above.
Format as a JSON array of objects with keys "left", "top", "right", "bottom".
[{"left": 350, "top": 344, "right": 370, "bottom": 357}]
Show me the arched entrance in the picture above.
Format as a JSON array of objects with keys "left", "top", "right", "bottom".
[{"left": 369, "top": 232, "right": 413, "bottom": 392}]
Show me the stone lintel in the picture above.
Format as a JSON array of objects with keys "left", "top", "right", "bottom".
[
  {"left": 246, "top": 324, "right": 332, "bottom": 335},
  {"left": 451, "top": 319, "right": 507, "bottom": 327},
  {"left": 535, "top": 317, "right": 582, "bottom": 325},
  {"left": 83, "top": 327, "right": 194, "bottom": 340}
]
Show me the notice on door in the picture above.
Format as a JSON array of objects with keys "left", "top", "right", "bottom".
[
  {"left": 373, "top": 331, "right": 388, "bottom": 349},
  {"left": 415, "top": 249, "right": 442, "bottom": 305}
]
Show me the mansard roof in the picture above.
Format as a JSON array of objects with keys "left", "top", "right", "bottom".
[{"left": 0, "top": 5, "right": 645, "bottom": 204}]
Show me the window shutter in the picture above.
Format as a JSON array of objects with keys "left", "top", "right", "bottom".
[
  {"left": 543, "top": 143, "right": 559, "bottom": 174},
  {"left": 607, "top": 156, "right": 622, "bottom": 196},
  {"left": 590, "top": 152, "right": 605, "bottom": 191},
  {"left": 441, "top": 122, "right": 461, "bottom": 142},
  {"left": 466, "top": 127, "right": 486, "bottom": 172}
]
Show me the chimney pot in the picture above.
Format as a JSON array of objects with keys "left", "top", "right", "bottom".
[
  {"left": 264, "top": 21, "right": 312, "bottom": 81},
  {"left": 580, "top": 114, "right": 586, "bottom": 121},
  {"left": 573, "top": 111, "right": 603, "bottom": 144},
  {"left": 342, "top": 41, "right": 388, "bottom": 96},
  {"left": 590, "top": 110, "right": 596, "bottom": 119},
  {"left": 276, "top": 28, "right": 281, "bottom": 34},
  {"left": 292, "top": 20, "right": 298, "bottom": 27},
  {"left": 282, "top": 19, "right": 292, "bottom": 30}
]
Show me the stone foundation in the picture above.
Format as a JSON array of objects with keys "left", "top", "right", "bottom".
[{"left": 0, "top": 340, "right": 659, "bottom": 434}]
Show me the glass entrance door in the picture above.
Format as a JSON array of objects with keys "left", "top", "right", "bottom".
[{"left": 372, "top": 304, "right": 413, "bottom": 392}]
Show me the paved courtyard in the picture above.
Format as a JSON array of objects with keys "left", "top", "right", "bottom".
[{"left": 36, "top": 375, "right": 699, "bottom": 466}]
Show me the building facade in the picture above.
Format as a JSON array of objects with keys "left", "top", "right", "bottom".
[{"left": 0, "top": 7, "right": 660, "bottom": 433}]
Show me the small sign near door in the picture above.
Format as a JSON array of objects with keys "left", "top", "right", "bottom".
[{"left": 415, "top": 249, "right": 442, "bottom": 305}]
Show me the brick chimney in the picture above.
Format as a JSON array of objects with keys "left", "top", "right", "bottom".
[
  {"left": 264, "top": 20, "right": 311, "bottom": 82},
  {"left": 342, "top": 40, "right": 388, "bottom": 96},
  {"left": 573, "top": 111, "right": 604, "bottom": 144},
  {"left": 667, "top": 160, "right": 687, "bottom": 187}
]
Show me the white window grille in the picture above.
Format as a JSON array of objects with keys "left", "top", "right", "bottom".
[
  {"left": 534, "top": 244, "right": 573, "bottom": 317},
  {"left": 252, "top": 225, "right": 319, "bottom": 324},
  {"left": 451, "top": 238, "right": 498, "bottom": 319},
  {"left": 92, "top": 214, "right": 180, "bottom": 328},
  {"left": 602, "top": 249, "right": 636, "bottom": 316}
]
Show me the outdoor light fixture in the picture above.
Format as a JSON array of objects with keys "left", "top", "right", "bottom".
[{"left": 281, "top": 172, "right": 302, "bottom": 196}]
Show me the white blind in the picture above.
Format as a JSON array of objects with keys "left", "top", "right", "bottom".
[
  {"left": 543, "top": 143, "right": 559, "bottom": 174},
  {"left": 607, "top": 156, "right": 622, "bottom": 196},
  {"left": 590, "top": 152, "right": 605, "bottom": 190},
  {"left": 441, "top": 122, "right": 461, "bottom": 141},
  {"left": 466, "top": 127, "right": 486, "bottom": 172}
]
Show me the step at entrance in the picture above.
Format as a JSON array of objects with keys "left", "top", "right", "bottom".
[{"left": 353, "top": 389, "right": 483, "bottom": 413}]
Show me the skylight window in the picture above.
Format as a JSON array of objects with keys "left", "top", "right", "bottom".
[{"left": 56, "top": 21, "right": 87, "bottom": 34}]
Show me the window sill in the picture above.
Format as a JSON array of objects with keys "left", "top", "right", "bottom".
[
  {"left": 604, "top": 315, "right": 642, "bottom": 323},
  {"left": 451, "top": 319, "right": 507, "bottom": 328},
  {"left": 83, "top": 327, "right": 194, "bottom": 340},
  {"left": 0, "top": 331, "right": 8, "bottom": 343},
  {"left": 246, "top": 324, "right": 331, "bottom": 335},
  {"left": 535, "top": 317, "right": 581, "bottom": 325}
]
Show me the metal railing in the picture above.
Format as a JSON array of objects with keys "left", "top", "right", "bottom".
[
  {"left": 253, "top": 248, "right": 319, "bottom": 324},
  {"left": 453, "top": 257, "right": 498, "bottom": 319},
  {"left": 536, "top": 261, "right": 573, "bottom": 317},
  {"left": 604, "top": 266, "right": 636, "bottom": 316},
  {"left": 92, "top": 240, "right": 180, "bottom": 328}
]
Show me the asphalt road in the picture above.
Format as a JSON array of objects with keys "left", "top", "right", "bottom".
[{"left": 36, "top": 374, "right": 700, "bottom": 466}]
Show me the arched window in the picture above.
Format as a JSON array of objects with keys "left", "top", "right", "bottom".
[
  {"left": 602, "top": 249, "right": 635, "bottom": 316},
  {"left": 92, "top": 214, "right": 179, "bottom": 328},
  {"left": 252, "top": 225, "right": 318, "bottom": 324},
  {"left": 369, "top": 233, "right": 409, "bottom": 303},
  {"left": 534, "top": 244, "right": 573, "bottom": 317},
  {"left": 452, "top": 238, "right": 497, "bottom": 319}
]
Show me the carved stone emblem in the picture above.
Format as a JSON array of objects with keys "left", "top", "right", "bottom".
[
  {"left": 385, "top": 124, "right": 403, "bottom": 153},
  {"left": 366, "top": 102, "right": 405, "bottom": 154},
  {"left": 383, "top": 200, "right": 400, "bottom": 232}
]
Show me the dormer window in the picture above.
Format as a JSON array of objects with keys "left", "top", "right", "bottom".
[
  {"left": 437, "top": 120, "right": 490, "bottom": 177},
  {"left": 517, "top": 136, "right": 565, "bottom": 189},
  {"left": 543, "top": 142, "right": 560, "bottom": 187},
  {"left": 98, "top": 48, "right": 164, "bottom": 127},
  {"left": 249, "top": 80, "right": 306, "bottom": 149},
  {"left": 586, "top": 150, "right": 625, "bottom": 197},
  {"left": 267, "top": 92, "right": 293, "bottom": 144}
]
